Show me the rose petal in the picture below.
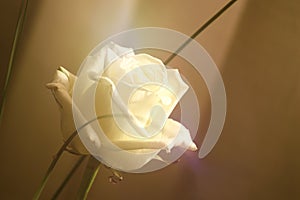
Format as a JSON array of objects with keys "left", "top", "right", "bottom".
[
  {"left": 47, "top": 67, "right": 100, "bottom": 154},
  {"left": 161, "top": 119, "right": 198, "bottom": 152}
]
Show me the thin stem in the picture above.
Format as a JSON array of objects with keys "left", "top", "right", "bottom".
[
  {"left": 51, "top": 155, "right": 86, "bottom": 200},
  {"left": 33, "top": 130, "right": 79, "bottom": 200},
  {"left": 33, "top": 114, "right": 116, "bottom": 200},
  {"left": 0, "top": 0, "right": 29, "bottom": 123},
  {"left": 164, "top": 0, "right": 237, "bottom": 65},
  {"left": 77, "top": 156, "right": 101, "bottom": 200}
]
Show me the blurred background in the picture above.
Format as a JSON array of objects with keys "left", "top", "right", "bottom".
[{"left": 0, "top": 0, "right": 299, "bottom": 199}]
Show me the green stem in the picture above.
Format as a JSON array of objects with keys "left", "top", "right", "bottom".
[
  {"left": 0, "top": 0, "right": 29, "bottom": 123},
  {"left": 51, "top": 155, "right": 86, "bottom": 200},
  {"left": 163, "top": 0, "right": 237, "bottom": 65},
  {"left": 77, "top": 156, "right": 101, "bottom": 200},
  {"left": 33, "top": 114, "right": 115, "bottom": 200},
  {"left": 33, "top": 130, "right": 79, "bottom": 200}
]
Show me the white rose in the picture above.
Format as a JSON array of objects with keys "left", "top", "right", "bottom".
[{"left": 47, "top": 43, "right": 197, "bottom": 172}]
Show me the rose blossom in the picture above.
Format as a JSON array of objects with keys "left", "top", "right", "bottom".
[{"left": 47, "top": 43, "right": 197, "bottom": 172}]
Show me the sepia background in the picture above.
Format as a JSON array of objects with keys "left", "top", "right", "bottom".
[{"left": 0, "top": 0, "right": 299, "bottom": 199}]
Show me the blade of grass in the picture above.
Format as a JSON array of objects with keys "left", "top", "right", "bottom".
[
  {"left": 77, "top": 156, "right": 101, "bottom": 200},
  {"left": 33, "top": 114, "right": 120, "bottom": 200},
  {"left": 0, "top": 0, "right": 29, "bottom": 123},
  {"left": 51, "top": 155, "right": 86, "bottom": 200},
  {"left": 164, "top": 0, "right": 237, "bottom": 65}
]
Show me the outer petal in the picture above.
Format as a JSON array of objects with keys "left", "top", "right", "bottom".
[
  {"left": 47, "top": 67, "right": 100, "bottom": 154},
  {"left": 76, "top": 42, "right": 133, "bottom": 98},
  {"left": 161, "top": 119, "right": 197, "bottom": 152}
]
